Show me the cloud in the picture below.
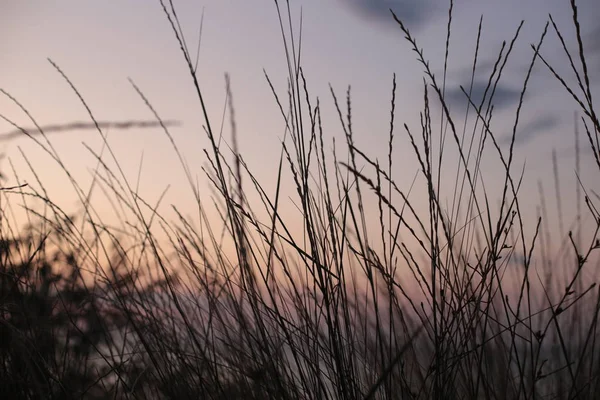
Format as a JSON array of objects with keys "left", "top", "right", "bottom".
[
  {"left": 0, "top": 120, "right": 181, "bottom": 142},
  {"left": 445, "top": 80, "right": 522, "bottom": 112},
  {"left": 340, "top": 0, "right": 439, "bottom": 31},
  {"left": 499, "top": 114, "right": 559, "bottom": 147}
]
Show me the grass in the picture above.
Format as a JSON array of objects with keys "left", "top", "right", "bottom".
[{"left": 1, "top": 0, "right": 600, "bottom": 398}]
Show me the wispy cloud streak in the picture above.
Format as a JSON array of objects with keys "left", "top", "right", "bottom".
[
  {"left": 0, "top": 120, "right": 180, "bottom": 142},
  {"left": 340, "top": 0, "right": 438, "bottom": 30}
]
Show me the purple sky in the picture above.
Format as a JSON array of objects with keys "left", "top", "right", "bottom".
[{"left": 1, "top": 0, "right": 599, "bottom": 253}]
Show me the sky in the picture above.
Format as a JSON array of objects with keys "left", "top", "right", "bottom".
[{"left": 1, "top": 0, "right": 599, "bottom": 259}]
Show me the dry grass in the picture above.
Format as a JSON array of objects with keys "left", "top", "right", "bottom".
[{"left": 1, "top": 0, "right": 600, "bottom": 398}]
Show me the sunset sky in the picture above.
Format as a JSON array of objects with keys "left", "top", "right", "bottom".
[{"left": 1, "top": 0, "right": 599, "bottom": 251}]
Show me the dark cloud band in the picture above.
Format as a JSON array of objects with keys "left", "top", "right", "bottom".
[{"left": 341, "top": 0, "right": 438, "bottom": 30}]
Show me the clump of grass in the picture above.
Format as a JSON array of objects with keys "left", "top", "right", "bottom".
[{"left": 1, "top": 0, "right": 600, "bottom": 399}]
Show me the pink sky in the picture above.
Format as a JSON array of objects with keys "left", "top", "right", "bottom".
[{"left": 1, "top": 0, "right": 599, "bottom": 267}]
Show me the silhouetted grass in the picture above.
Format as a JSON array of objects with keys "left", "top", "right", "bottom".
[{"left": 1, "top": 0, "right": 600, "bottom": 399}]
